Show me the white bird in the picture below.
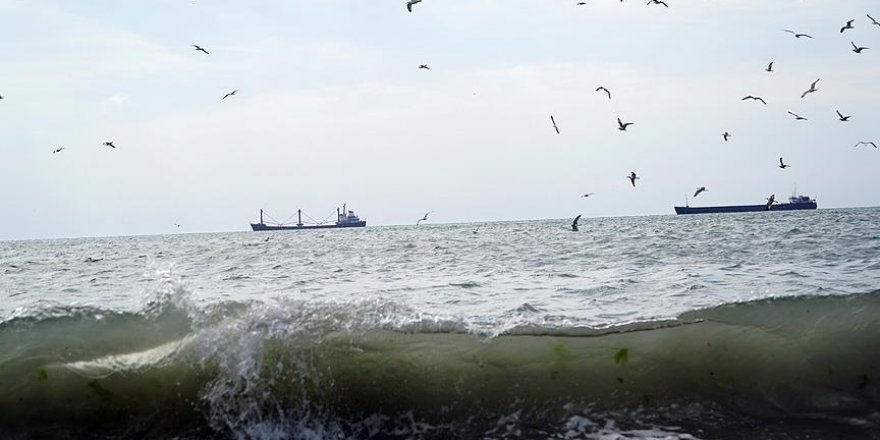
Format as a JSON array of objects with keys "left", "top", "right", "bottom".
[
  {"left": 406, "top": 0, "right": 422, "bottom": 12},
  {"left": 800, "top": 78, "right": 819, "bottom": 98}
]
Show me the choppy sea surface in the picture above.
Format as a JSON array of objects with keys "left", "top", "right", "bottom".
[{"left": 1, "top": 208, "right": 879, "bottom": 439}]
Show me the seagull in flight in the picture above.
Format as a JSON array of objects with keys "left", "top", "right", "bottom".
[
  {"left": 722, "top": 132, "right": 731, "bottom": 142},
  {"left": 787, "top": 111, "right": 808, "bottom": 121},
  {"left": 854, "top": 141, "right": 878, "bottom": 148},
  {"left": 868, "top": 14, "right": 880, "bottom": 26},
  {"left": 416, "top": 211, "right": 433, "bottom": 225},
  {"left": 418, "top": 64, "right": 430, "bottom": 70},
  {"left": 617, "top": 117, "right": 634, "bottom": 131},
  {"left": 646, "top": 0, "right": 668, "bottom": 7},
  {"left": 836, "top": 110, "right": 851, "bottom": 121},
  {"left": 406, "top": 0, "right": 421, "bottom": 12},
  {"left": 174, "top": 223, "right": 182, "bottom": 228},
  {"left": 627, "top": 171, "right": 639, "bottom": 187},
  {"left": 765, "top": 194, "right": 776, "bottom": 210},
  {"left": 852, "top": 42, "right": 869, "bottom": 53},
  {"left": 596, "top": 86, "right": 611, "bottom": 99},
  {"left": 192, "top": 44, "right": 209, "bottom": 54},
  {"left": 783, "top": 29, "right": 814, "bottom": 39},
  {"left": 222, "top": 90, "right": 239, "bottom": 100},
  {"left": 694, "top": 186, "right": 707, "bottom": 197},
  {"left": 571, "top": 214, "right": 581, "bottom": 231},
  {"left": 800, "top": 79, "right": 819, "bottom": 98},
  {"left": 742, "top": 95, "right": 767, "bottom": 104},
  {"left": 550, "top": 115, "right": 560, "bottom": 134},
  {"left": 103, "top": 141, "right": 116, "bottom": 149},
  {"left": 765, "top": 61, "right": 774, "bottom": 72},
  {"left": 778, "top": 157, "right": 790, "bottom": 169},
  {"left": 52, "top": 147, "right": 64, "bottom": 154},
  {"left": 840, "top": 19, "right": 855, "bottom": 33},
  {"left": 581, "top": 193, "right": 594, "bottom": 198}
]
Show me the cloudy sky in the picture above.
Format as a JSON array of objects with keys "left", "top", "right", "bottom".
[{"left": 1, "top": 0, "right": 878, "bottom": 240}]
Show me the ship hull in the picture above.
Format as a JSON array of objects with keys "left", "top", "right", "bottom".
[
  {"left": 674, "top": 202, "right": 817, "bottom": 215},
  {"left": 250, "top": 221, "right": 366, "bottom": 231}
]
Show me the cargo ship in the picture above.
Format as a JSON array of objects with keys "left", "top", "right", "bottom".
[
  {"left": 674, "top": 194, "right": 817, "bottom": 215},
  {"left": 251, "top": 204, "right": 366, "bottom": 231}
]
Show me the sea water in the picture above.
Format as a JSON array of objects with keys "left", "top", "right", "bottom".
[{"left": 1, "top": 208, "right": 878, "bottom": 439}]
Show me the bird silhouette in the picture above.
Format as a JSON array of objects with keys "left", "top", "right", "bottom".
[
  {"left": 103, "top": 141, "right": 116, "bottom": 149},
  {"left": 765, "top": 194, "right": 776, "bottom": 210},
  {"left": 854, "top": 141, "right": 878, "bottom": 148},
  {"left": 852, "top": 42, "right": 869, "bottom": 53},
  {"left": 416, "top": 211, "right": 433, "bottom": 225},
  {"left": 840, "top": 19, "right": 855, "bottom": 33},
  {"left": 742, "top": 95, "right": 767, "bottom": 104},
  {"left": 627, "top": 171, "right": 639, "bottom": 187},
  {"left": 222, "top": 90, "right": 239, "bottom": 99},
  {"left": 571, "top": 215, "right": 581, "bottom": 231},
  {"left": 192, "top": 44, "right": 209, "bottom": 54},
  {"left": 765, "top": 61, "right": 774, "bottom": 72},
  {"left": 52, "top": 147, "right": 64, "bottom": 154},
  {"left": 647, "top": 0, "right": 668, "bottom": 7},
  {"left": 550, "top": 115, "right": 560, "bottom": 134},
  {"left": 778, "top": 157, "right": 790, "bottom": 169},
  {"left": 722, "top": 132, "right": 731, "bottom": 142},
  {"left": 418, "top": 64, "right": 430, "bottom": 70},
  {"left": 406, "top": 0, "right": 421, "bottom": 12},
  {"left": 800, "top": 79, "right": 819, "bottom": 98},
  {"left": 694, "top": 186, "right": 707, "bottom": 197},
  {"left": 596, "top": 86, "right": 611, "bottom": 99},
  {"left": 836, "top": 110, "right": 851, "bottom": 121},
  {"left": 617, "top": 118, "right": 634, "bottom": 131},
  {"left": 787, "top": 111, "right": 808, "bottom": 121},
  {"left": 869, "top": 14, "right": 880, "bottom": 26},
  {"left": 783, "top": 29, "right": 814, "bottom": 39},
  {"left": 581, "top": 193, "right": 594, "bottom": 198}
]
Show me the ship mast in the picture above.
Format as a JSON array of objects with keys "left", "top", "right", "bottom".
[
  {"left": 297, "top": 209, "right": 303, "bottom": 227},
  {"left": 260, "top": 209, "right": 263, "bottom": 224}
]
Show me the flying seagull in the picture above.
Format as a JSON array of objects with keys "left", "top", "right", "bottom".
[
  {"left": 852, "top": 42, "right": 869, "bottom": 53},
  {"left": 550, "top": 115, "right": 560, "bottom": 134},
  {"left": 722, "top": 132, "right": 731, "bottom": 142},
  {"left": 840, "top": 19, "right": 855, "bottom": 33},
  {"left": 869, "top": 14, "right": 880, "bottom": 26},
  {"left": 581, "top": 193, "right": 594, "bottom": 198},
  {"left": 787, "top": 111, "right": 808, "bottom": 121},
  {"left": 778, "top": 157, "right": 790, "bottom": 169},
  {"left": 596, "top": 86, "right": 611, "bottom": 99},
  {"left": 800, "top": 79, "right": 819, "bottom": 98},
  {"left": 765, "top": 194, "right": 776, "bottom": 210},
  {"left": 694, "top": 186, "right": 707, "bottom": 197},
  {"left": 103, "top": 141, "right": 116, "bottom": 149},
  {"left": 222, "top": 90, "right": 238, "bottom": 99},
  {"left": 783, "top": 29, "right": 814, "bottom": 39},
  {"left": 765, "top": 61, "right": 774, "bottom": 72},
  {"left": 836, "top": 110, "right": 851, "bottom": 121},
  {"left": 854, "top": 141, "right": 878, "bottom": 148},
  {"left": 192, "top": 44, "right": 209, "bottom": 54},
  {"left": 577, "top": 2, "right": 587, "bottom": 5},
  {"left": 52, "top": 147, "right": 64, "bottom": 154},
  {"left": 742, "top": 95, "right": 767, "bottom": 104},
  {"left": 571, "top": 215, "right": 581, "bottom": 231},
  {"left": 418, "top": 64, "right": 430, "bottom": 70},
  {"left": 174, "top": 223, "right": 182, "bottom": 228},
  {"left": 617, "top": 117, "right": 634, "bottom": 131},
  {"left": 406, "top": 0, "right": 421, "bottom": 12},
  {"left": 646, "top": 0, "right": 668, "bottom": 7},
  {"left": 416, "top": 211, "right": 433, "bottom": 225},
  {"left": 627, "top": 171, "right": 639, "bottom": 187}
]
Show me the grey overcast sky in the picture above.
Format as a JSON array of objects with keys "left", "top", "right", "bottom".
[{"left": 1, "top": 0, "right": 878, "bottom": 240}]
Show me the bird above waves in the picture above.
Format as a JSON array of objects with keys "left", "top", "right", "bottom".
[
  {"left": 418, "top": 64, "right": 430, "bottom": 70},
  {"left": 840, "top": 19, "right": 855, "bottom": 33},
  {"left": 869, "top": 14, "right": 880, "bottom": 26},
  {"left": 787, "top": 111, "right": 808, "bottom": 120},
  {"left": 800, "top": 78, "right": 819, "bottom": 98},
  {"left": 596, "top": 86, "right": 611, "bottom": 99},
  {"left": 52, "top": 147, "right": 64, "bottom": 154},
  {"left": 646, "top": 0, "right": 668, "bottom": 7},
  {"left": 765, "top": 194, "right": 776, "bottom": 210},
  {"left": 852, "top": 42, "right": 869, "bottom": 53},
  {"left": 778, "top": 157, "right": 790, "bottom": 169},
  {"left": 627, "top": 171, "right": 639, "bottom": 187},
  {"left": 783, "top": 29, "right": 814, "bottom": 39},
  {"left": 722, "top": 131, "right": 731, "bottom": 142},
  {"left": 192, "top": 44, "right": 209, "bottom": 54},
  {"left": 854, "top": 141, "right": 878, "bottom": 148},
  {"left": 742, "top": 95, "right": 766, "bottom": 104},
  {"left": 694, "top": 186, "right": 707, "bottom": 197},
  {"left": 222, "top": 89, "right": 238, "bottom": 99},
  {"left": 571, "top": 215, "right": 581, "bottom": 231},
  {"left": 416, "top": 211, "right": 433, "bottom": 225},
  {"left": 406, "top": 0, "right": 421, "bottom": 12},
  {"left": 174, "top": 223, "right": 182, "bottom": 228},
  {"left": 837, "top": 110, "right": 851, "bottom": 121},
  {"left": 103, "top": 141, "right": 116, "bottom": 149},
  {"left": 617, "top": 117, "right": 634, "bottom": 131},
  {"left": 550, "top": 115, "right": 560, "bottom": 134},
  {"left": 765, "top": 61, "right": 774, "bottom": 72}
]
